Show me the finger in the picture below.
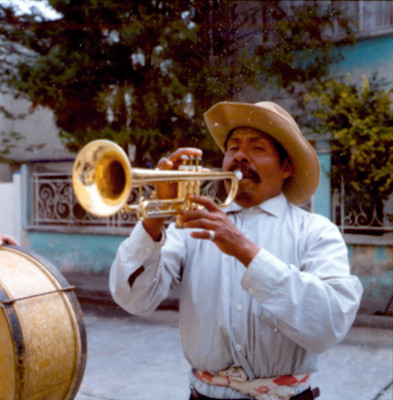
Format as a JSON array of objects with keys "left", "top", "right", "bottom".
[
  {"left": 157, "top": 148, "right": 202, "bottom": 170},
  {"left": 0, "top": 235, "right": 19, "bottom": 246},
  {"left": 188, "top": 194, "right": 220, "bottom": 212},
  {"left": 157, "top": 157, "right": 174, "bottom": 170},
  {"left": 189, "top": 229, "right": 215, "bottom": 241},
  {"left": 167, "top": 148, "right": 203, "bottom": 167},
  {"left": 182, "top": 216, "right": 215, "bottom": 231},
  {"left": 169, "top": 147, "right": 202, "bottom": 160}
]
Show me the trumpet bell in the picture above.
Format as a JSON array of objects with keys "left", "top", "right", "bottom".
[{"left": 72, "top": 140, "right": 132, "bottom": 217}]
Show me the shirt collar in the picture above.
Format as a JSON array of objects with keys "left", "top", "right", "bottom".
[{"left": 224, "top": 193, "right": 288, "bottom": 218}]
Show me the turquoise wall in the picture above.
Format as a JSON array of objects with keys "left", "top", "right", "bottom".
[
  {"left": 337, "top": 35, "right": 393, "bottom": 73},
  {"left": 347, "top": 244, "right": 393, "bottom": 314},
  {"left": 314, "top": 142, "right": 331, "bottom": 218},
  {"left": 26, "top": 231, "right": 126, "bottom": 274}
]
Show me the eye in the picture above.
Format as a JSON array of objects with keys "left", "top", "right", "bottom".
[{"left": 227, "top": 144, "right": 239, "bottom": 152}]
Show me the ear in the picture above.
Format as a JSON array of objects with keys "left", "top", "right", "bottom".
[{"left": 282, "top": 159, "right": 293, "bottom": 180}]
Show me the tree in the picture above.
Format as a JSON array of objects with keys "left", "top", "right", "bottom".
[
  {"left": 0, "top": 0, "right": 354, "bottom": 165},
  {"left": 305, "top": 74, "right": 393, "bottom": 227}
]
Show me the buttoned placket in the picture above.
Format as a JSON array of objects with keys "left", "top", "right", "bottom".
[{"left": 227, "top": 208, "right": 259, "bottom": 380}]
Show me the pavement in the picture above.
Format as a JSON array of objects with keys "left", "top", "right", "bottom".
[{"left": 73, "top": 302, "right": 393, "bottom": 400}]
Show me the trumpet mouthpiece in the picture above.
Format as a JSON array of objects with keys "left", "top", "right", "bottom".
[{"left": 234, "top": 170, "right": 243, "bottom": 181}]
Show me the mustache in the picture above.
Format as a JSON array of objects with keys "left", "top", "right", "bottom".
[{"left": 228, "top": 163, "right": 261, "bottom": 182}]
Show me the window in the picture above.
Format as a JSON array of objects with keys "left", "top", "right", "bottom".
[{"left": 332, "top": 0, "right": 393, "bottom": 38}]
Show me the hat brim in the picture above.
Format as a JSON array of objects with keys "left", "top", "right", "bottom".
[{"left": 204, "top": 101, "right": 320, "bottom": 205}]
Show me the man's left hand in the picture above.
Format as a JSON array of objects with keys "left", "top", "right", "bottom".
[{"left": 178, "top": 195, "right": 259, "bottom": 267}]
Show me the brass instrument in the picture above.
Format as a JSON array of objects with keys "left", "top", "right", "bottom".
[{"left": 72, "top": 139, "right": 242, "bottom": 224}]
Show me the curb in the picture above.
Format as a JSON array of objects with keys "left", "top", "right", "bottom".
[{"left": 353, "top": 313, "right": 393, "bottom": 330}]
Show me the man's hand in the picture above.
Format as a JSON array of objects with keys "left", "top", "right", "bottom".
[
  {"left": 142, "top": 147, "right": 203, "bottom": 241},
  {"left": 178, "top": 195, "right": 260, "bottom": 267},
  {"left": 155, "top": 147, "right": 203, "bottom": 199}
]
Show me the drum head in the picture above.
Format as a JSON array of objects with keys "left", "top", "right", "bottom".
[{"left": 0, "top": 245, "right": 87, "bottom": 400}]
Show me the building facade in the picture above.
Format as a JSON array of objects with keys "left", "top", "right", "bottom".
[{"left": 0, "top": 0, "right": 392, "bottom": 314}]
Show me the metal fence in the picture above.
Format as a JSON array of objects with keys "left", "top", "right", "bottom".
[
  {"left": 30, "top": 171, "right": 225, "bottom": 233},
  {"left": 331, "top": 179, "right": 393, "bottom": 236},
  {"left": 31, "top": 171, "right": 393, "bottom": 236}
]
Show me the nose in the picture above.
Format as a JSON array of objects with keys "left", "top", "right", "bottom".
[{"left": 233, "top": 147, "right": 250, "bottom": 163}]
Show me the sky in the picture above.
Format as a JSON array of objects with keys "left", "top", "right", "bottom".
[{"left": 0, "top": 0, "right": 61, "bottom": 19}]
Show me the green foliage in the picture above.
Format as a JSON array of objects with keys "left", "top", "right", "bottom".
[
  {"left": 254, "top": 2, "right": 354, "bottom": 93},
  {"left": 305, "top": 74, "right": 393, "bottom": 205},
  {"left": 0, "top": 131, "right": 24, "bottom": 163},
  {"left": 0, "top": 0, "right": 355, "bottom": 165}
]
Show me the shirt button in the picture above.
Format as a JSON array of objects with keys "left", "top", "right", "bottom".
[
  {"left": 236, "top": 304, "right": 243, "bottom": 312},
  {"left": 235, "top": 344, "right": 242, "bottom": 351}
]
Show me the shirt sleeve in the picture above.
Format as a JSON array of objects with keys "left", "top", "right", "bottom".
[
  {"left": 241, "top": 214, "right": 363, "bottom": 354},
  {"left": 109, "top": 221, "right": 185, "bottom": 316}
]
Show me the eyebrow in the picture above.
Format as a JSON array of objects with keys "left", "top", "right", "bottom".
[{"left": 226, "top": 135, "right": 271, "bottom": 145}]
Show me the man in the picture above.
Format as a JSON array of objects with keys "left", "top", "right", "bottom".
[{"left": 110, "top": 101, "right": 363, "bottom": 400}]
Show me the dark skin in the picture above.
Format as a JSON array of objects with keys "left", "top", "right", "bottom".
[{"left": 142, "top": 127, "right": 293, "bottom": 267}]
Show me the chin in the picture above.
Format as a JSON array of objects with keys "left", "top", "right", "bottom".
[{"left": 235, "top": 190, "right": 259, "bottom": 208}]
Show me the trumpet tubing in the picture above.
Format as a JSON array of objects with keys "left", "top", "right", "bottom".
[{"left": 72, "top": 139, "right": 241, "bottom": 220}]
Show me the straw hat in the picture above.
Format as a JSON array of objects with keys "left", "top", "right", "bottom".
[{"left": 204, "top": 101, "right": 320, "bottom": 204}]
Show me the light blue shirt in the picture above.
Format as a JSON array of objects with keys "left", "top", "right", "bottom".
[{"left": 109, "top": 193, "right": 363, "bottom": 399}]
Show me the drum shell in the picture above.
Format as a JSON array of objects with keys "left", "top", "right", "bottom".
[{"left": 0, "top": 245, "right": 87, "bottom": 400}]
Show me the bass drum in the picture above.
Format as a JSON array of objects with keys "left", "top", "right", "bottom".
[{"left": 0, "top": 245, "right": 87, "bottom": 400}]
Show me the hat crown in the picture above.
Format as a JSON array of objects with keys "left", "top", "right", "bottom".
[{"left": 254, "top": 101, "right": 299, "bottom": 132}]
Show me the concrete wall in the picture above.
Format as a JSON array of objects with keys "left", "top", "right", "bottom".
[
  {"left": 0, "top": 94, "right": 73, "bottom": 162},
  {"left": 25, "top": 231, "right": 125, "bottom": 275},
  {"left": 0, "top": 171, "right": 23, "bottom": 244},
  {"left": 349, "top": 244, "right": 393, "bottom": 314}
]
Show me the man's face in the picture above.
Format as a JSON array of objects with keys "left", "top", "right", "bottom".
[{"left": 222, "top": 127, "right": 293, "bottom": 207}]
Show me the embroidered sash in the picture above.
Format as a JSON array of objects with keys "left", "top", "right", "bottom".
[{"left": 193, "top": 367, "right": 310, "bottom": 400}]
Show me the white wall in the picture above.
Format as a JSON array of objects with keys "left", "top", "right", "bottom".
[
  {"left": 0, "top": 93, "right": 73, "bottom": 162},
  {"left": 0, "top": 172, "right": 22, "bottom": 244}
]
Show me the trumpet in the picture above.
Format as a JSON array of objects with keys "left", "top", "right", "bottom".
[{"left": 72, "top": 139, "right": 242, "bottom": 224}]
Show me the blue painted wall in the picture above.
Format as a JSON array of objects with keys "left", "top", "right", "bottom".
[
  {"left": 27, "top": 231, "right": 126, "bottom": 274},
  {"left": 313, "top": 142, "right": 331, "bottom": 218},
  {"left": 336, "top": 36, "right": 393, "bottom": 76}
]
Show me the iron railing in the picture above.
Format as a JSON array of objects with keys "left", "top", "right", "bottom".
[
  {"left": 31, "top": 171, "right": 393, "bottom": 236},
  {"left": 332, "top": 178, "right": 393, "bottom": 235},
  {"left": 31, "top": 171, "right": 225, "bottom": 231}
]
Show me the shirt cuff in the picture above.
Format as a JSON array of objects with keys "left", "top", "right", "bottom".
[
  {"left": 121, "top": 221, "right": 166, "bottom": 265},
  {"left": 241, "top": 248, "right": 289, "bottom": 302}
]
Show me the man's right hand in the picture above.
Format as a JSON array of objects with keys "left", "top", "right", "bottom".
[
  {"left": 142, "top": 147, "right": 203, "bottom": 241},
  {"left": 155, "top": 147, "right": 203, "bottom": 199}
]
